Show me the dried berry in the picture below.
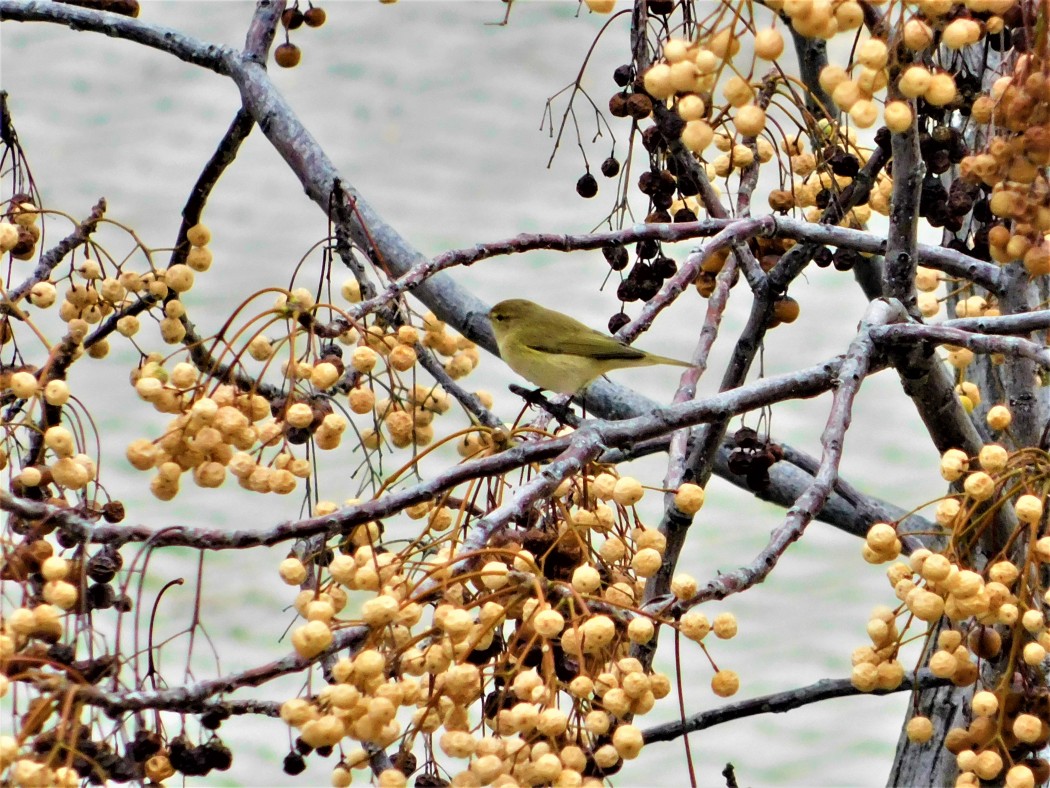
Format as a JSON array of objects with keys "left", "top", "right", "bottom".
[
  {"left": 576, "top": 173, "right": 598, "bottom": 199},
  {"left": 600, "top": 156, "right": 621, "bottom": 178}
]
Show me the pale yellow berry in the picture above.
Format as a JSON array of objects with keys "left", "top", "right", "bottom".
[
  {"left": 673, "top": 483, "right": 705, "bottom": 514},
  {"left": 1016, "top": 494, "right": 1043, "bottom": 524},
  {"left": 480, "top": 560, "right": 509, "bottom": 590},
  {"left": 627, "top": 616, "right": 655, "bottom": 644},
  {"left": 351, "top": 346, "right": 378, "bottom": 373},
  {"left": 940, "top": 449, "right": 969, "bottom": 481},
  {"left": 612, "top": 476, "right": 644, "bottom": 506},
  {"left": 631, "top": 547, "right": 662, "bottom": 578},
  {"left": 612, "top": 724, "right": 644, "bottom": 759},
  {"left": 1006, "top": 765, "right": 1036, "bottom": 788},
  {"left": 971, "top": 690, "right": 998, "bottom": 716},
  {"left": 754, "top": 27, "right": 784, "bottom": 60},
  {"left": 978, "top": 444, "right": 1008, "bottom": 473},
  {"left": 679, "top": 612, "right": 709, "bottom": 641},
  {"left": 534, "top": 609, "right": 565, "bottom": 638},
  {"left": 572, "top": 565, "right": 601, "bottom": 594},
  {"left": 279, "top": 557, "right": 308, "bottom": 585},
  {"left": 1023, "top": 641, "right": 1046, "bottom": 665},
  {"left": 963, "top": 472, "right": 995, "bottom": 501},
  {"left": 906, "top": 716, "right": 933, "bottom": 743},
  {"left": 987, "top": 405, "right": 1012, "bottom": 430},
  {"left": 670, "top": 573, "right": 697, "bottom": 600},
  {"left": 711, "top": 669, "right": 739, "bottom": 697},
  {"left": 291, "top": 620, "right": 333, "bottom": 658},
  {"left": 9, "top": 371, "right": 38, "bottom": 398},
  {"left": 974, "top": 749, "right": 1003, "bottom": 780},
  {"left": 713, "top": 612, "right": 737, "bottom": 639}
]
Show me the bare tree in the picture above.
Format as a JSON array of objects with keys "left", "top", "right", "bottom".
[{"left": 0, "top": 0, "right": 1048, "bottom": 786}]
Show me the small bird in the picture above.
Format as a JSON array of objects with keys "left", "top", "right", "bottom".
[{"left": 488, "top": 299, "right": 692, "bottom": 394}]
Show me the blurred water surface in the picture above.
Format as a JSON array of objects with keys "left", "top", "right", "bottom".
[{"left": 2, "top": 2, "right": 946, "bottom": 785}]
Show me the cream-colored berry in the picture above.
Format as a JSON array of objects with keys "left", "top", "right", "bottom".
[
  {"left": 1016, "top": 494, "right": 1044, "bottom": 524},
  {"left": 906, "top": 715, "right": 933, "bottom": 743},
  {"left": 963, "top": 472, "right": 995, "bottom": 501},
  {"left": 627, "top": 616, "right": 655, "bottom": 644},
  {"left": 291, "top": 620, "right": 333, "bottom": 658},
  {"left": 987, "top": 405, "right": 1012, "bottom": 430},
  {"left": 680, "top": 612, "right": 710, "bottom": 641},
  {"left": 613, "top": 476, "right": 644, "bottom": 506},
  {"left": 670, "top": 573, "right": 697, "bottom": 600},
  {"left": 279, "top": 557, "right": 307, "bottom": 585},
  {"left": 713, "top": 612, "right": 737, "bottom": 639},
  {"left": 711, "top": 669, "right": 739, "bottom": 697},
  {"left": 572, "top": 565, "right": 601, "bottom": 594},
  {"left": 978, "top": 444, "right": 1008, "bottom": 473},
  {"left": 971, "top": 690, "right": 998, "bottom": 716},
  {"left": 612, "top": 724, "right": 644, "bottom": 759},
  {"left": 940, "top": 449, "right": 969, "bottom": 481},
  {"left": 631, "top": 547, "right": 662, "bottom": 578},
  {"left": 1006, "top": 765, "right": 1036, "bottom": 788},
  {"left": 1023, "top": 641, "right": 1046, "bottom": 665},
  {"left": 673, "top": 483, "right": 705, "bottom": 514},
  {"left": 534, "top": 608, "right": 565, "bottom": 638},
  {"left": 9, "top": 371, "right": 38, "bottom": 398},
  {"left": 754, "top": 27, "right": 784, "bottom": 59}
]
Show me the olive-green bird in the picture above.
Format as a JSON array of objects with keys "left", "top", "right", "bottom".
[{"left": 488, "top": 299, "right": 693, "bottom": 394}]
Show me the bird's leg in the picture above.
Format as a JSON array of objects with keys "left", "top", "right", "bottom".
[{"left": 508, "top": 384, "right": 579, "bottom": 427}]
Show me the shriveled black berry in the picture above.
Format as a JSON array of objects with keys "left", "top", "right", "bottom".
[
  {"left": 648, "top": 0, "right": 673, "bottom": 14},
  {"left": 576, "top": 173, "right": 598, "bottom": 199},
  {"left": 653, "top": 191, "right": 674, "bottom": 210},
  {"left": 676, "top": 173, "right": 700, "bottom": 197},
  {"left": 283, "top": 752, "right": 306, "bottom": 777},
  {"left": 608, "top": 312, "right": 630, "bottom": 333},
  {"left": 200, "top": 707, "right": 230, "bottom": 730},
  {"left": 613, "top": 64, "right": 633, "bottom": 87},
  {"left": 832, "top": 248, "right": 862, "bottom": 271},
  {"left": 637, "top": 171, "right": 660, "bottom": 196},
  {"left": 813, "top": 246, "right": 833, "bottom": 268},
  {"left": 874, "top": 126, "right": 892, "bottom": 152},
  {"left": 87, "top": 582, "right": 115, "bottom": 610},
  {"left": 652, "top": 256, "right": 677, "bottom": 278},
  {"left": 600, "top": 157, "right": 620, "bottom": 178},
  {"left": 829, "top": 151, "right": 860, "bottom": 178},
  {"left": 602, "top": 245, "right": 629, "bottom": 271},
  {"left": 673, "top": 208, "right": 697, "bottom": 223},
  {"left": 616, "top": 278, "right": 642, "bottom": 303},
  {"left": 88, "top": 545, "right": 123, "bottom": 583},
  {"left": 202, "top": 740, "right": 233, "bottom": 771},
  {"left": 636, "top": 238, "right": 659, "bottom": 259},
  {"left": 640, "top": 125, "right": 666, "bottom": 153}
]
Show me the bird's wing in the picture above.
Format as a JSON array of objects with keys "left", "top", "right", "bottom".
[{"left": 523, "top": 329, "right": 647, "bottom": 361}]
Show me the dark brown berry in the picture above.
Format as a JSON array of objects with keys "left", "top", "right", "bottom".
[
  {"left": 600, "top": 157, "right": 620, "bottom": 178},
  {"left": 602, "top": 245, "right": 629, "bottom": 270},
  {"left": 576, "top": 173, "right": 598, "bottom": 198},
  {"left": 626, "top": 93, "right": 653, "bottom": 119},
  {"left": 608, "top": 312, "right": 630, "bottom": 333},
  {"left": 608, "top": 93, "right": 629, "bottom": 118},
  {"left": 613, "top": 65, "right": 633, "bottom": 87},
  {"left": 282, "top": 8, "right": 304, "bottom": 28}
]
